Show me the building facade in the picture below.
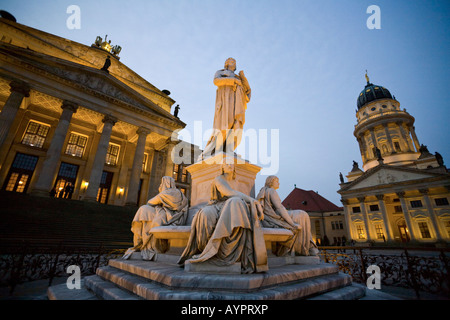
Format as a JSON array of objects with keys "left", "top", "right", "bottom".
[
  {"left": 338, "top": 74, "right": 450, "bottom": 245},
  {"left": 0, "top": 16, "right": 190, "bottom": 206},
  {"left": 282, "top": 187, "right": 348, "bottom": 246}
]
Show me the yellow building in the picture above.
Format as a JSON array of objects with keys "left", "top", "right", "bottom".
[
  {"left": 338, "top": 75, "right": 450, "bottom": 245},
  {"left": 0, "top": 15, "right": 190, "bottom": 206}
]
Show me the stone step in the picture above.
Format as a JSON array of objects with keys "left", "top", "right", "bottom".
[
  {"left": 308, "top": 283, "right": 366, "bottom": 300},
  {"left": 107, "top": 258, "right": 339, "bottom": 291},
  {"left": 84, "top": 275, "right": 143, "bottom": 300},
  {"left": 93, "top": 263, "right": 353, "bottom": 300},
  {"left": 47, "top": 279, "right": 99, "bottom": 300}
]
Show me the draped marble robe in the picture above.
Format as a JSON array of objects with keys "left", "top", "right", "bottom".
[
  {"left": 257, "top": 186, "right": 318, "bottom": 256},
  {"left": 178, "top": 174, "right": 268, "bottom": 273},
  {"left": 123, "top": 176, "right": 188, "bottom": 260},
  {"left": 199, "top": 58, "right": 251, "bottom": 160}
]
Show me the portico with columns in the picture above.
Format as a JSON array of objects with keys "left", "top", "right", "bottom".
[{"left": 0, "top": 17, "right": 188, "bottom": 206}]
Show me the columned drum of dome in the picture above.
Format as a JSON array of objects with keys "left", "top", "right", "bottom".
[{"left": 353, "top": 74, "right": 421, "bottom": 171}]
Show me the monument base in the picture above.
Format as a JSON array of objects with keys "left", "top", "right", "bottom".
[
  {"left": 48, "top": 253, "right": 366, "bottom": 300},
  {"left": 187, "top": 152, "right": 262, "bottom": 208}
]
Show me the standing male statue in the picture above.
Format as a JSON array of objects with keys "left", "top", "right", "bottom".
[{"left": 199, "top": 57, "right": 251, "bottom": 160}]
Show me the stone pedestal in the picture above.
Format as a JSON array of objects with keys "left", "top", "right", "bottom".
[{"left": 187, "top": 152, "right": 261, "bottom": 207}]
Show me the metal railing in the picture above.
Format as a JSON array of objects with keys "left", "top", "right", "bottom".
[
  {"left": 0, "top": 241, "right": 127, "bottom": 295},
  {"left": 318, "top": 246, "right": 450, "bottom": 299}
]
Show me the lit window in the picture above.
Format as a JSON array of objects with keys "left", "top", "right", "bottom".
[
  {"left": 446, "top": 221, "right": 450, "bottom": 238},
  {"left": 105, "top": 144, "right": 120, "bottom": 166},
  {"left": 173, "top": 164, "right": 189, "bottom": 183},
  {"left": 21, "top": 121, "right": 50, "bottom": 148},
  {"left": 142, "top": 153, "right": 148, "bottom": 172},
  {"left": 356, "top": 225, "right": 366, "bottom": 239},
  {"left": 65, "top": 133, "right": 87, "bottom": 157},
  {"left": 375, "top": 225, "right": 384, "bottom": 239},
  {"left": 418, "top": 222, "right": 431, "bottom": 238}
]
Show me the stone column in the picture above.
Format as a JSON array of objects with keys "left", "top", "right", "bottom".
[
  {"left": 369, "top": 128, "right": 378, "bottom": 159},
  {"left": 409, "top": 126, "right": 420, "bottom": 152},
  {"left": 31, "top": 100, "right": 79, "bottom": 196},
  {"left": 357, "top": 196, "right": 372, "bottom": 241},
  {"left": 164, "top": 140, "right": 177, "bottom": 178},
  {"left": 376, "top": 194, "right": 393, "bottom": 241},
  {"left": 341, "top": 199, "right": 354, "bottom": 241},
  {"left": 396, "top": 191, "right": 417, "bottom": 242},
  {"left": 356, "top": 137, "right": 366, "bottom": 163},
  {"left": 125, "top": 127, "right": 150, "bottom": 206},
  {"left": 382, "top": 124, "right": 395, "bottom": 153},
  {"left": 0, "top": 80, "right": 30, "bottom": 148},
  {"left": 84, "top": 115, "right": 117, "bottom": 202},
  {"left": 396, "top": 121, "right": 414, "bottom": 152},
  {"left": 419, "top": 189, "right": 444, "bottom": 241}
]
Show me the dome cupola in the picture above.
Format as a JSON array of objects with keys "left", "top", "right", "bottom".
[{"left": 357, "top": 72, "right": 394, "bottom": 110}]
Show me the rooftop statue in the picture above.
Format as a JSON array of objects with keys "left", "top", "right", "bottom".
[{"left": 199, "top": 58, "right": 251, "bottom": 160}]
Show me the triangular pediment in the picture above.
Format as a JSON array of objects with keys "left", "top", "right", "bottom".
[
  {"left": 0, "top": 18, "right": 175, "bottom": 112},
  {"left": 0, "top": 43, "right": 184, "bottom": 129},
  {"left": 340, "top": 165, "right": 448, "bottom": 192}
]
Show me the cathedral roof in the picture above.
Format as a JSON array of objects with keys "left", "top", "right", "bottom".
[{"left": 357, "top": 80, "right": 394, "bottom": 110}]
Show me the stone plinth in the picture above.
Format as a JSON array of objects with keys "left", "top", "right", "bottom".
[
  {"left": 48, "top": 255, "right": 366, "bottom": 300},
  {"left": 187, "top": 152, "right": 261, "bottom": 207}
]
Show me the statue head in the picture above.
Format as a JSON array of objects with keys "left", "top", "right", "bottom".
[
  {"left": 224, "top": 58, "right": 236, "bottom": 71},
  {"left": 264, "top": 175, "right": 280, "bottom": 189},
  {"left": 159, "top": 176, "right": 176, "bottom": 192},
  {"left": 220, "top": 161, "right": 236, "bottom": 179}
]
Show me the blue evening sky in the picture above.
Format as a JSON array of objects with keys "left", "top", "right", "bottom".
[{"left": 1, "top": 0, "right": 449, "bottom": 206}]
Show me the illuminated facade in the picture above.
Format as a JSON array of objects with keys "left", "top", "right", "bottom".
[
  {"left": 0, "top": 16, "right": 192, "bottom": 206},
  {"left": 338, "top": 75, "right": 450, "bottom": 244}
]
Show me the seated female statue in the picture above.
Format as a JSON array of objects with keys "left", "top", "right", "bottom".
[
  {"left": 178, "top": 162, "right": 268, "bottom": 273},
  {"left": 257, "top": 176, "right": 318, "bottom": 256},
  {"left": 123, "top": 176, "right": 188, "bottom": 260}
]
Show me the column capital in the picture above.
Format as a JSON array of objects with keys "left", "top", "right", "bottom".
[
  {"left": 61, "top": 100, "right": 79, "bottom": 113},
  {"left": 340, "top": 198, "right": 349, "bottom": 205},
  {"left": 418, "top": 188, "right": 429, "bottom": 195},
  {"left": 102, "top": 114, "right": 118, "bottom": 126},
  {"left": 165, "top": 138, "right": 179, "bottom": 148},
  {"left": 357, "top": 196, "right": 366, "bottom": 203},
  {"left": 9, "top": 80, "right": 30, "bottom": 97},
  {"left": 376, "top": 194, "right": 384, "bottom": 201},
  {"left": 136, "top": 127, "right": 151, "bottom": 136},
  {"left": 396, "top": 191, "right": 406, "bottom": 198}
]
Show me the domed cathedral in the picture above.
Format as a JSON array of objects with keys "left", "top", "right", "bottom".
[
  {"left": 338, "top": 73, "right": 450, "bottom": 246},
  {"left": 355, "top": 72, "right": 440, "bottom": 171}
]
